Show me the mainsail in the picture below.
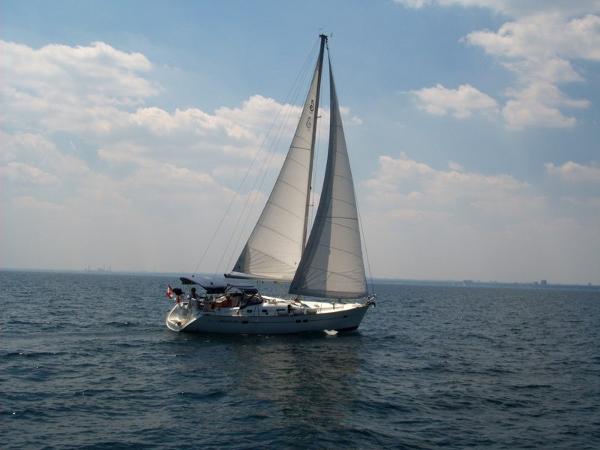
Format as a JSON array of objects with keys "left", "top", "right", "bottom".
[
  {"left": 232, "top": 42, "right": 325, "bottom": 281},
  {"left": 289, "top": 58, "right": 368, "bottom": 298}
]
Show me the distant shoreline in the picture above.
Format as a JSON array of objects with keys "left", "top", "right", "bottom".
[
  {"left": 2, "top": 267, "right": 599, "bottom": 292},
  {"left": 374, "top": 277, "right": 600, "bottom": 292}
]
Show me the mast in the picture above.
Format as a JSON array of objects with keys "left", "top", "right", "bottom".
[{"left": 302, "top": 34, "right": 327, "bottom": 249}]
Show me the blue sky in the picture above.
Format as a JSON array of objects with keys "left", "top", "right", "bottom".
[{"left": 1, "top": 0, "right": 599, "bottom": 283}]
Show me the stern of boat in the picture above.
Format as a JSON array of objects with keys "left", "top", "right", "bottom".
[{"left": 165, "top": 303, "right": 197, "bottom": 332}]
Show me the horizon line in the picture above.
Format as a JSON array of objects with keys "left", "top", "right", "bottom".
[{"left": 1, "top": 266, "right": 598, "bottom": 288}]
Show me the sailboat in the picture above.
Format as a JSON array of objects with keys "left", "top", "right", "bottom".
[{"left": 166, "top": 35, "right": 375, "bottom": 334}]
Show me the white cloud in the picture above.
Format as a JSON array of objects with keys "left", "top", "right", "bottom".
[
  {"left": 545, "top": 161, "right": 600, "bottom": 183},
  {"left": 502, "top": 81, "right": 590, "bottom": 129},
  {"left": 361, "top": 153, "right": 600, "bottom": 282},
  {"left": 339, "top": 106, "right": 363, "bottom": 125},
  {"left": 411, "top": 83, "right": 498, "bottom": 119},
  {"left": 0, "top": 40, "right": 359, "bottom": 273},
  {"left": 466, "top": 13, "right": 600, "bottom": 62},
  {"left": 395, "top": 0, "right": 600, "bottom": 17},
  {"left": 448, "top": 161, "right": 464, "bottom": 171},
  {"left": 397, "top": 2, "right": 600, "bottom": 129},
  {"left": 501, "top": 58, "right": 583, "bottom": 85},
  {"left": 0, "top": 40, "right": 158, "bottom": 135},
  {"left": 0, "top": 131, "right": 90, "bottom": 176},
  {"left": 395, "top": 0, "right": 431, "bottom": 8},
  {"left": 464, "top": 13, "right": 598, "bottom": 128},
  {"left": 0, "top": 40, "right": 155, "bottom": 100},
  {"left": 0, "top": 161, "right": 60, "bottom": 186},
  {"left": 364, "top": 153, "right": 533, "bottom": 221}
]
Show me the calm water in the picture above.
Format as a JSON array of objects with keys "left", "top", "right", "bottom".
[{"left": 1, "top": 271, "right": 600, "bottom": 449}]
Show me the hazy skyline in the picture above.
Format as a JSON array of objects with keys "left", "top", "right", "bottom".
[{"left": 1, "top": 0, "right": 599, "bottom": 283}]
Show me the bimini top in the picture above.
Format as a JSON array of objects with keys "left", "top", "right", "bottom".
[{"left": 179, "top": 276, "right": 257, "bottom": 295}]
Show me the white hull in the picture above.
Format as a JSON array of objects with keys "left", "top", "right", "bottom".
[{"left": 166, "top": 298, "right": 370, "bottom": 335}]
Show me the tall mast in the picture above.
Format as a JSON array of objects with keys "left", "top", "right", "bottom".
[{"left": 302, "top": 34, "right": 327, "bottom": 249}]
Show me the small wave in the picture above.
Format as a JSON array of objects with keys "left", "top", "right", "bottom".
[
  {"left": 370, "top": 334, "right": 398, "bottom": 343},
  {"left": 4, "top": 319, "right": 41, "bottom": 325},
  {"left": 177, "top": 389, "right": 227, "bottom": 401},
  {"left": 3, "top": 351, "right": 27, "bottom": 358},
  {"left": 483, "top": 397, "right": 528, "bottom": 408},
  {"left": 352, "top": 398, "right": 412, "bottom": 414},
  {"left": 4, "top": 408, "right": 52, "bottom": 420},
  {"left": 480, "top": 366, "right": 515, "bottom": 375},
  {"left": 76, "top": 441, "right": 144, "bottom": 450},
  {"left": 2, "top": 350, "right": 68, "bottom": 359},
  {"left": 105, "top": 321, "right": 137, "bottom": 328},
  {"left": 110, "top": 341, "right": 144, "bottom": 349},
  {"left": 510, "top": 383, "right": 552, "bottom": 390},
  {"left": 463, "top": 332, "right": 495, "bottom": 342},
  {"left": 232, "top": 412, "right": 270, "bottom": 422}
]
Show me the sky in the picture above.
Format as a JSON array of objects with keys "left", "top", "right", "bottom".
[{"left": 1, "top": 0, "right": 599, "bottom": 283}]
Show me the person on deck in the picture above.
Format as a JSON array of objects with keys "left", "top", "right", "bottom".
[{"left": 189, "top": 287, "right": 200, "bottom": 308}]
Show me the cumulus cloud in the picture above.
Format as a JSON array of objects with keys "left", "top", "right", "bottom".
[
  {"left": 0, "top": 161, "right": 60, "bottom": 186},
  {"left": 465, "top": 12, "right": 598, "bottom": 128},
  {"left": 466, "top": 13, "right": 600, "bottom": 61},
  {"left": 1, "top": 40, "right": 155, "bottom": 98},
  {"left": 364, "top": 153, "right": 534, "bottom": 222},
  {"left": 411, "top": 83, "right": 498, "bottom": 119},
  {"left": 502, "top": 82, "right": 590, "bottom": 129},
  {"left": 397, "top": 1, "right": 600, "bottom": 129},
  {"left": 545, "top": 161, "right": 600, "bottom": 183},
  {"left": 0, "top": 40, "right": 158, "bottom": 134},
  {"left": 0, "top": 39, "right": 363, "bottom": 273},
  {"left": 360, "top": 153, "right": 600, "bottom": 282},
  {"left": 395, "top": 0, "right": 600, "bottom": 17}
]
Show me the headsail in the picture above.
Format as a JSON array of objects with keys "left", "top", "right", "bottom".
[
  {"left": 232, "top": 40, "right": 326, "bottom": 281},
  {"left": 289, "top": 57, "right": 367, "bottom": 298}
]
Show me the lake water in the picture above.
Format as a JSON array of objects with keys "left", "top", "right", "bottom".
[{"left": 2, "top": 271, "right": 600, "bottom": 449}]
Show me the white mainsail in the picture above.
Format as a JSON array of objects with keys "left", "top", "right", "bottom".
[
  {"left": 232, "top": 53, "right": 324, "bottom": 281},
  {"left": 289, "top": 59, "right": 368, "bottom": 298}
]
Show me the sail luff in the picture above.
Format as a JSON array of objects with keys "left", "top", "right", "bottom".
[
  {"left": 289, "top": 53, "right": 368, "bottom": 299},
  {"left": 302, "top": 34, "right": 327, "bottom": 249}
]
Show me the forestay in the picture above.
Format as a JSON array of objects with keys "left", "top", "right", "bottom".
[{"left": 289, "top": 59, "right": 368, "bottom": 298}]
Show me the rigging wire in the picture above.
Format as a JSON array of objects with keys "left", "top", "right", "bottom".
[
  {"left": 218, "top": 85, "right": 304, "bottom": 273},
  {"left": 193, "top": 39, "right": 319, "bottom": 277},
  {"left": 357, "top": 205, "right": 376, "bottom": 297},
  {"left": 310, "top": 105, "right": 323, "bottom": 230},
  {"left": 218, "top": 49, "right": 315, "bottom": 274},
  {"left": 310, "top": 39, "right": 334, "bottom": 230},
  {"left": 306, "top": 37, "right": 330, "bottom": 233},
  {"left": 328, "top": 37, "right": 375, "bottom": 297},
  {"left": 220, "top": 57, "right": 315, "bottom": 273},
  {"left": 209, "top": 39, "right": 320, "bottom": 275}
]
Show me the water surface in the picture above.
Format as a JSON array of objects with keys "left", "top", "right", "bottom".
[{"left": 2, "top": 271, "right": 599, "bottom": 449}]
